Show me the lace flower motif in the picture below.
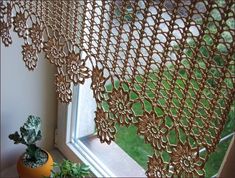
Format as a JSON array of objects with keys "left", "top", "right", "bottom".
[
  {"left": 29, "top": 23, "right": 43, "bottom": 52},
  {"left": 91, "top": 67, "right": 105, "bottom": 102},
  {"left": 146, "top": 154, "right": 169, "bottom": 178},
  {"left": 95, "top": 108, "right": 116, "bottom": 144},
  {"left": 66, "top": 52, "right": 90, "bottom": 84},
  {"left": 22, "top": 43, "right": 38, "bottom": 70},
  {"left": 0, "top": 1, "right": 11, "bottom": 18},
  {"left": 43, "top": 37, "right": 65, "bottom": 67},
  {"left": 171, "top": 143, "right": 205, "bottom": 177},
  {"left": 55, "top": 74, "right": 72, "bottom": 103},
  {"left": 108, "top": 87, "right": 134, "bottom": 126},
  {"left": 1, "top": 3, "right": 12, "bottom": 46},
  {"left": 0, "top": 3, "right": 6, "bottom": 19},
  {"left": 137, "top": 111, "right": 168, "bottom": 150},
  {"left": 13, "top": 12, "right": 27, "bottom": 38},
  {"left": 0, "top": 21, "right": 12, "bottom": 46}
]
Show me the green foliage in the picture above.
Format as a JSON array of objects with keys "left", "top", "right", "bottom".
[
  {"left": 9, "top": 115, "right": 43, "bottom": 163},
  {"left": 50, "top": 160, "right": 90, "bottom": 178}
]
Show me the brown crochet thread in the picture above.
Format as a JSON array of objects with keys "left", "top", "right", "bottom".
[{"left": 1, "top": 0, "right": 234, "bottom": 177}]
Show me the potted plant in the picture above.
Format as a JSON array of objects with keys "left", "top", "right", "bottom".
[
  {"left": 9, "top": 115, "right": 53, "bottom": 178},
  {"left": 50, "top": 159, "right": 90, "bottom": 178}
]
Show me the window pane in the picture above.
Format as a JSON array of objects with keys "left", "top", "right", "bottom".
[
  {"left": 115, "top": 104, "right": 235, "bottom": 176},
  {"left": 204, "top": 137, "right": 232, "bottom": 177},
  {"left": 115, "top": 125, "right": 154, "bottom": 169},
  {"left": 221, "top": 104, "right": 235, "bottom": 137}
]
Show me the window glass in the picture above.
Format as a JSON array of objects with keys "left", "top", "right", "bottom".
[{"left": 114, "top": 105, "right": 235, "bottom": 177}]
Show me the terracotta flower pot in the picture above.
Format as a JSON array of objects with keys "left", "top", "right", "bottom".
[{"left": 17, "top": 150, "right": 53, "bottom": 178}]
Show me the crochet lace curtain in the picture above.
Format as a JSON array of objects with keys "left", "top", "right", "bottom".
[{"left": 1, "top": 0, "right": 234, "bottom": 177}]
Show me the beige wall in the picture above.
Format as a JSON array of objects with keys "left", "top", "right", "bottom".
[{"left": 1, "top": 30, "right": 57, "bottom": 171}]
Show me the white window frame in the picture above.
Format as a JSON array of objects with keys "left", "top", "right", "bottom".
[
  {"left": 55, "top": 78, "right": 146, "bottom": 177},
  {"left": 55, "top": 83, "right": 115, "bottom": 177}
]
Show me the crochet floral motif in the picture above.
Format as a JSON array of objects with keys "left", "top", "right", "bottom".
[
  {"left": 171, "top": 143, "right": 205, "bottom": 177},
  {"left": 146, "top": 154, "right": 170, "bottom": 178},
  {"left": 55, "top": 73, "right": 72, "bottom": 103},
  {"left": 43, "top": 37, "right": 65, "bottom": 67},
  {"left": 66, "top": 51, "right": 90, "bottom": 84},
  {"left": 29, "top": 23, "right": 43, "bottom": 52},
  {"left": 108, "top": 87, "right": 134, "bottom": 126},
  {"left": 95, "top": 108, "right": 116, "bottom": 144},
  {"left": 13, "top": 12, "right": 27, "bottom": 38},
  {"left": 22, "top": 43, "right": 38, "bottom": 70},
  {"left": 137, "top": 111, "right": 168, "bottom": 150},
  {"left": 91, "top": 67, "right": 106, "bottom": 102}
]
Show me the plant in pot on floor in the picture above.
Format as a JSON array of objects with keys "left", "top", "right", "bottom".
[{"left": 9, "top": 115, "right": 53, "bottom": 178}]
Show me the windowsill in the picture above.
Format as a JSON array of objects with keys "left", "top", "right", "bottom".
[
  {"left": 78, "top": 134, "right": 146, "bottom": 177},
  {"left": 0, "top": 149, "right": 65, "bottom": 178}
]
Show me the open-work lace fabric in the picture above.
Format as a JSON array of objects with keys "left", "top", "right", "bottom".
[{"left": 1, "top": 0, "right": 235, "bottom": 177}]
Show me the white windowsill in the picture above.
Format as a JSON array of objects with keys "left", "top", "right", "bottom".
[
  {"left": 0, "top": 149, "right": 65, "bottom": 178},
  {"left": 77, "top": 135, "right": 146, "bottom": 177}
]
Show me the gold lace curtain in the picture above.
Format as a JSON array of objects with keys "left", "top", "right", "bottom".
[{"left": 1, "top": 0, "right": 234, "bottom": 177}]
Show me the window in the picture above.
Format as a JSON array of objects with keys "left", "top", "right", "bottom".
[
  {"left": 55, "top": 51, "right": 147, "bottom": 177},
  {"left": 56, "top": 73, "right": 234, "bottom": 177},
  {"left": 55, "top": 1, "right": 235, "bottom": 177},
  {"left": 1, "top": 0, "right": 234, "bottom": 177}
]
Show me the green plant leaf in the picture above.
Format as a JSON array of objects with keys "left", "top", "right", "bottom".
[{"left": 50, "top": 160, "right": 90, "bottom": 177}]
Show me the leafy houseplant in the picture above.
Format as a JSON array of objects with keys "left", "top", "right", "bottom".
[
  {"left": 9, "top": 115, "right": 53, "bottom": 178},
  {"left": 50, "top": 159, "right": 90, "bottom": 178}
]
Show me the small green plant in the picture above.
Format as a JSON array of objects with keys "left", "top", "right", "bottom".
[
  {"left": 50, "top": 159, "right": 90, "bottom": 178},
  {"left": 9, "top": 115, "right": 46, "bottom": 167}
]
